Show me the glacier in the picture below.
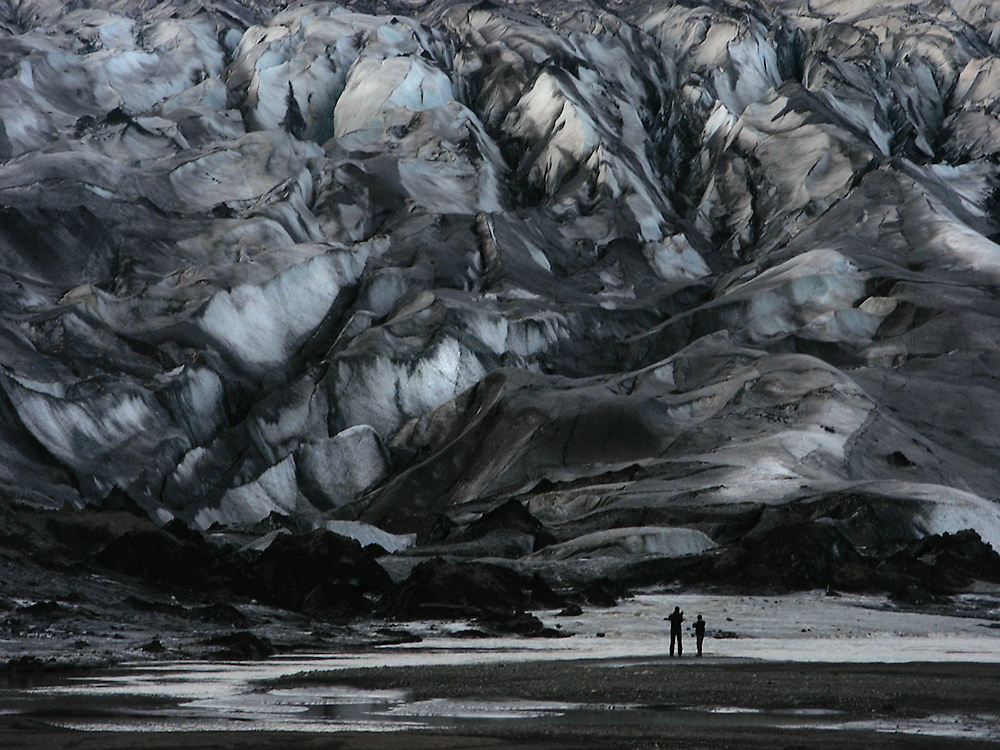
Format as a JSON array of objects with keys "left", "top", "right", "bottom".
[{"left": 2, "top": 0, "right": 1000, "bottom": 634}]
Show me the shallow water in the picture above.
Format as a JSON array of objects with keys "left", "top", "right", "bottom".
[
  {"left": 5, "top": 668, "right": 1000, "bottom": 741},
  {"left": 2, "top": 592, "right": 998, "bottom": 737}
]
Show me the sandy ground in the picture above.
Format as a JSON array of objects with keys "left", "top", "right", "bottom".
[{"left": 3, "top": 592, "right": 999, "bottom": 748}]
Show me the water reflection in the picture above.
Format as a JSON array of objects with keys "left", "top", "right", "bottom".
[{"left": 3, "top": 663, "right": 1000, "bottom": 742}]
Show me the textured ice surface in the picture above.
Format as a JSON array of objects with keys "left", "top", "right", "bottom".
[
  {"left": 198, "top": 455, "right": 305, "bottom": 528},
  {"left": 532, "top": 527, "right": 717, "bottom": 560},
  {"left": 2, "top": 0, "right": 1000, "bottom": 577},
  {"left": 296, "top": 425, "right": 391, "bottom": 511}
]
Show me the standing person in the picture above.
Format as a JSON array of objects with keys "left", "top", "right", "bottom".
[
  {"left": 692, "top": 614, "right": 706, "bottom": 657},
  {"left": 667, "top": 606, "right": 684, "bottom": 656}
]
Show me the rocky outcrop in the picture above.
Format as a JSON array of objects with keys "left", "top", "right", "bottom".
[
  {"left": 247, "top": 528, "right": 394, "bottom": 617},
  {"left": 381, "top": 557, "right": 566, "bottom": 635},
  {"left": 623, "top": 515, "right": 1000, "bottom": 597}
]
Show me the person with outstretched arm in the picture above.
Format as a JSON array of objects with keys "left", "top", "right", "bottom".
[{"left": 667, "top": 606, "right": 684, "bottom": 656}]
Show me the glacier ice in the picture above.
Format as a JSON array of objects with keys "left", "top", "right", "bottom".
[
  {"left": 296, "top": 424, "right": 391, "bottom": 510},
  {"left": 196, "top": 454, "right": 304, "bottom": 529},
  {"left": 532, "top": 527, "right": 717, "bottom": 560},
  {"left": 1, "top": 0, "right": 1000, "bottom": 583},
  {"left": 319, "top": 519, "right": 415, "bottom": 553}
]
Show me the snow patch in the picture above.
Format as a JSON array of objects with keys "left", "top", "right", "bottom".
[
  {"left": 334, "top": 337, "right": 488, "bottom": 437},
  {"left": 646, "top": 235, "right": 711, "bottom": 282},
  {"left": 199, "top": 244, "right": 371, "bottom": 373},
  {"left": 730, "top": 249, "right": 869, "bottom": 342}
]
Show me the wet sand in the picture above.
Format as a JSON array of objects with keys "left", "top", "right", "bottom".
[{"left": 2, "top": 658, "right": 999, "bottom": 749}]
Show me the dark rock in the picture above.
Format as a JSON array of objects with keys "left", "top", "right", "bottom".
[
  {"left": 16, "top": 600, "right": 67, "bottom": 619},
  {"left": 877, "top": 529, "right": 1000, "bottom": 594},
  {"left": 580, "top": 580, "right": 622, "bottom": 608},
  {"left": 123, "top": 595, "right": 185, "bottom": 617},
  {"left": 191, "top": 603, "right": 250, "bottom": 627},
  {"left": 200, "top": 631, "right": 274, "bottom": 660},
  {"left": 301, "top": 581, "right": 374, "bottom": 620},
  {"left": 382, "top": 558, "right": 565, "bottom": 621},
  {"left": 0, "top": 618, "right": 26, "bottom": 636},
  {"left": 248, "top": 529, "right": 393, "bottom": 614},
  {"left": 453, "top": 629, "right": 490, "bottom": 638},
  {"left": 161, "top": 519, "right": 206, "bottom": 547},
  {"left": 140, "top": 638, "right": 165, "bottom": 653},
  {"left": 715, "top": 521, "right": 875, "bottom": 592},
  {"left": 416, "top": 513, "right": 456, "bottom": 545},
  {"left": 623, "top": 519, "right": 1000, "bottom": 600},
  {"left": 557, "top": 603, "right": 583, "bottom": 617},
  {"left": 889, "top": 583, "right": 948, "bottom": 606},
  {"left": 475, "top": 609, "right": 566, "bottom": 638},
  {"left": 94, "top": 529, "right": 229, "bottom": 593},
  {"left": 906, "top": 530, "right": 1000, "bottom": 583},
  {"left": 621, "top": 514, "right": 879, "bottom": 594},
  {"left": 796, "top": 492, "right": 927, "bottom": 548},
  {"left": 374, "top": 628, "right": 423, "bottom": 644},
  {"left": 44, "top": 507, "right": 164, "bottom": 557},
  {"left": 2, "top": 655, "right": 46, "bottom": 673},
  {"left": 247, "top": 512, "right": 309, "bottom": 536},
  {"left": 886, "top": 451, "right": 916, "bottom": 468},
  {"left": 95, "top": 488, "right": 150, "bottom": 520},
  {"left": 460, "top": 499, "right": 557, "bottom": 551}
]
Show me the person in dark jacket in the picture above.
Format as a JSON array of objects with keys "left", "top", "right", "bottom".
[
  {"left": 667, "top": 606, "right": 684, "bottom": 656},
  {"left": 692, "top": 614, "right": 706, "bottom": 656}
]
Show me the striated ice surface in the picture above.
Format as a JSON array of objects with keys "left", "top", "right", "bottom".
[
  {"left": 532, "top": 527, "right": 717, "bottom": 560},
  {"left": 296, "top": 425, "right": 391, "bottom": 510},
  {"left": 197, "top": 455, "right": 305, "bottom": 529},
  {"left": 0, "top": 0, "right": 999, "bottom": 578}
]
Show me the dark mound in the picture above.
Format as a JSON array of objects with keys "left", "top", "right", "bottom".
[
  {"left": 199, "top": 631, "right": 275, "bottom": 660},
  {"left": 247, "top": 529, "right": 394, "bottom": 617},
  {"left": 877, "top": 529, "right": 1000, "bottom": 599},
  {"left": 93, "top": 528, "right": 235, "bottom": 593},
  {"left": 458, "top": 499, "right": 557, "bottom": 552},
  {"left": 192, "top": 602, "right": 251, "bottom": 627},
  {"left": 382, "top": 558, "right": 566, "bottom": 628},
  {"left": 624, "top": 519, "right": 1000, "bottom": 600},
  {"left": 712, "top": 521, "right": 876, "bottom": 592}
]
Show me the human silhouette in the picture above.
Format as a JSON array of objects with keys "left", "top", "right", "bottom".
[
  {"left": 692, "top": 614, "right": 706, "bottom": 657},
  {"left": 667, "top": 606, "right": 684, "bottom": 656}
]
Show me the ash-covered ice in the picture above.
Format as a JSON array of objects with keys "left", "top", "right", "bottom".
[{"left": 2, "top": 0, "right": 1000, "bottom": 648}]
